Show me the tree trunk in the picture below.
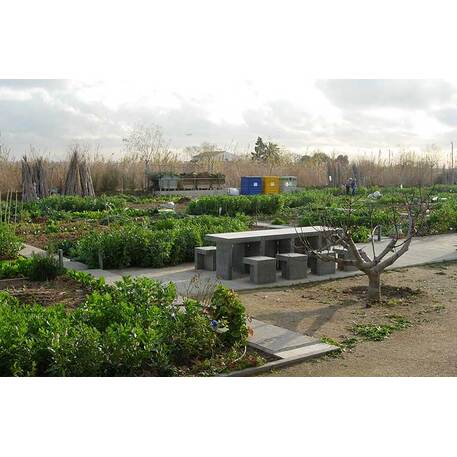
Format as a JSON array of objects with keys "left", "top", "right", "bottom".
[{"left": 367, "top": 270, "right": 381, "bottom": 303}]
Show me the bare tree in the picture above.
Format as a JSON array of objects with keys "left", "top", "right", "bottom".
[
  {"left": 123, "top": 124, "right": 177, "bottom": 188},
  {"left": 298, "top": 191, "right": 430, "bottom": 303}
]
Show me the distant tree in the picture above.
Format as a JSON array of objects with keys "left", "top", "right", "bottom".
[
  {"left": 299, "top": 151, "right": 330, "bottom": 164},
  {"left": 189, "top": 142, "right": 220, "bottom": 173},
  {"left": 123, "top": 124, "right": 177, "bottom": 187},
  {"left": 251, "top": 137, "right": 267, "bottom": 161},
  {"left": 251, "top": 137, "right": 281, "bottom": 173}
]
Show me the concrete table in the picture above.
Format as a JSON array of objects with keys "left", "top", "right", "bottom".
[{"left": 205, "top": 226, "right": 327, "bottom": 280}]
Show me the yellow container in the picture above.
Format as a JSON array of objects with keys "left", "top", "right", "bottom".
[{"left": 262, "top": 176, "right": 280, "bottom": 194}]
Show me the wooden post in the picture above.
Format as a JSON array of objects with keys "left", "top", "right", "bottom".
[
  {"left": 58, "top": 249, "right": 64, "bottom": 269},
  {"left": 14, "top": 191, "right": 18, "bottom": 223}
]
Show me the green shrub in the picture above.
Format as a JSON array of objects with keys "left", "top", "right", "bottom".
[
  {"left": 187, "top": 194, "right": 283, "bottom": 216},
  {"left": 75, "top": 216, "right": 250, "bottom": 269},
  {"left": 0, "top": 224, "right": 22, "bottom": 260},
  {"left": 350, "top": 226, "right": 371, "bottom": 242},
  {"left": 210, "top": 285, "right": 248, "bottom": 346},
  {"left": 0, "top": 257, "right": 31, "bottom": 279},
  {"left": 0, "top": 276, "right": 249, "bottom": 376},
  {"left": 26, "top": 254, "right": 63, "bottom": 281}
]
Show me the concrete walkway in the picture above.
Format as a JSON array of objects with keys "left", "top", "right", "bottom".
[{"left": 97, "top": 234, "right": 457, "bottom": 294}]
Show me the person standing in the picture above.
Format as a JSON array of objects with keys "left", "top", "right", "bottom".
[
  {"left": 351, "top": 178, "right": 357, "bottom": 196},
  {"left": 345, "top": 178, "right": 351, "bottom": 195}
]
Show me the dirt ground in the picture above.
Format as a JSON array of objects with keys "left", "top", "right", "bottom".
[
  {"left": 0, "top": 275, "right": 88, "bottom": 309},
  {"left": 240, "top": 262, "right": 457, "bottom": 376}
]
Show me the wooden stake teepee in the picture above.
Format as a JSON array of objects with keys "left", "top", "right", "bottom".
[
  {"left": 21, "top": 156, "right": 38, "bottom": 202},
  {"left": 63, "top": 149, "right": 95, "bottom": 197}
]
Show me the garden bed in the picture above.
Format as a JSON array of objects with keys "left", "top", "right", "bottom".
[
  {"left": 0, "top": 270, "right": 266, "bottom": 377},
  {"left": 0, "top": 275, "right": 88, "bottom": 309}
]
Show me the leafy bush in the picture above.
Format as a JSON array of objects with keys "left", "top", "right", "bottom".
[
  {"left": 26, "top": 254, "right": 63, "bottom": 281},
  {"left": 350, "top": 226, "right": 371, "bottom": 243},
  {"left": 210, "top": 285, "right": 248, "bottom": 346},
  {"left": 0, "top": 276, "right": 249, "bottom": 376},
  {"left": 0, "top": 257, "right": 32, "bottom": 279},
  {"left": 75, "top": 215, "right": 250, "bottom": 269},
  {"left": 0, "top": 224, "right": 22, "bottom": 260},
  {"left": 0, "top": 254, "right": 63, "bottom": 281}
]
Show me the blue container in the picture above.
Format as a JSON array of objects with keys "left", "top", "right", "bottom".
[{"left": 240, "top": 176, "right": 263, "bottom": 195}]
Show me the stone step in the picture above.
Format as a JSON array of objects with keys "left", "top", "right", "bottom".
[
  {"left": 249, "top": 318, "right": 321, "bottom": 355},
  {"left": 275, "top": 342, "right": 337, "bottom": 359}
]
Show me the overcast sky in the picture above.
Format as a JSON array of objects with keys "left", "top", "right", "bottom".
[{"left": 1, "top": 78, "right": 456, "bottom": 159}]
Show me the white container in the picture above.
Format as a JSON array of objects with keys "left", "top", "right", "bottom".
[
  {"left": 227, "top": 187, "right": 240, "bottom": 196},
  {"left": 280, "top": 176, "right": 297, "bottom": 193}
]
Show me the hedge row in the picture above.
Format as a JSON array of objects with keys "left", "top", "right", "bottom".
[{"left": 75, "top": 215, "right": 250, "bottom": 268}]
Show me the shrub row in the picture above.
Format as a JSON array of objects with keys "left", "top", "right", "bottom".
[
  {"left": 187, "top": 194, "right": 284, "bottom": 216},
  {"left": 75, "top": 215, "right": 250, "bottom": 269},
  {"left": 0, "top": 275, "right": 248, "bottom": 376},
  {"left": 23, "top": 195, "right": 127, "bottom": 216}
]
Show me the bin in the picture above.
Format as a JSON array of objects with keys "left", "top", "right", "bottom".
[
  {"left": 240, "top": 176, "right": 263, "bottom": 195},
  {"left": 263, "top": 176, "right": 280, "bottom": 194},
  {"left": 280, "top": 176, "right": 297, "bottom": 193}
]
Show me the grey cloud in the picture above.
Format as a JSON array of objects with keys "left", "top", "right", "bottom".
[
  {"left": 0, "top": 79, "right": 70, "bottom": 91},
  {"left": 316, "top": 79, "right": 456, "bottom": 111},
  {"left": 0, "top": 79, "right": 456, "bottom": 158}
]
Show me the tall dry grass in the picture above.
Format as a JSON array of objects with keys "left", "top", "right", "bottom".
[{"left": 0, "top": 150, "right": 453, "bottom": 195}]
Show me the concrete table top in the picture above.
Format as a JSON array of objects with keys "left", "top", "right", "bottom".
[{"left": 205, "top": 226, "right": 326, "bottom": 243}]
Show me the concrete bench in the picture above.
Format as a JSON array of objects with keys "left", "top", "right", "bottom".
[
  {"left": 195, "top": 246, "right": 217, "bottom": 271},
  {"left": 276, "top": 253, "right": 308, "bottom": 280},
  {"left": 333, "top": 247, "right": 360, "bottom": 271},
  {"left": 242, "top": 256, "right": 277, "bottom": 284},
  {"left": 309, "top": 250, "right": 336, "bottom": 275}
]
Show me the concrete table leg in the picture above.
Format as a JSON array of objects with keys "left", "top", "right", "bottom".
[
  {"left": 216, "top": 242, "right": 233, "bottom": 280},
  {"left": 279, "top": 238, "right": 294, "bottom": 253},
  {"left": 232, "top": 244, "right": 246, "bottom": 277},
  {"left": 260, "top": 240, "right": 277, "bottom": 257}
]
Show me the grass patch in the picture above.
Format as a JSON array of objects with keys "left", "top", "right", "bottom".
[
  {"left": 320, "top": 336, "right": 358, "bottom": 356},
  {"left": 350, "top": 315, "right": 411, "bottom": 341}
]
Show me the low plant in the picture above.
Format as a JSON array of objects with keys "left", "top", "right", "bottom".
[
  {"left": 25, "top": 254, "right": 63, "bottom": 281},
  {"left": 351, "top": 315, "right": 411, "bottom": 341},
  {"left": 0, "top": 224, "right": 22, "bottom": 260}
]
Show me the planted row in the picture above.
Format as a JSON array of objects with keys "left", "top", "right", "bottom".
[
  {"left": 75, "top": 215, "right": 250, "bottom": 269},
  {"left": 23, "top": 195, "right": 127, "bottom": 216}
]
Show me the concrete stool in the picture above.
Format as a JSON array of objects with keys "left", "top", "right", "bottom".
[
  {"left": 333, "top": 247, "right": 359, "bottom": 271},
  {"left": 276, "top": 253, "right": 308, "bottom": 280},
  {"left": 243, "top": 256, "right": 277, "bottom": 284},
  {"left": 195, "top": 246, "right": 217, "bottom": 271},
  {"left": 309, "top": 251, "right": 336, "bottom": 275}
]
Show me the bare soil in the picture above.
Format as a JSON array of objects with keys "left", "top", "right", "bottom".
[
  {"left": 0, "top": 275, "right": 88, "bottom": 309},
  {"left": 240, "top": 262, "right": 457, "bottom": 376}
]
